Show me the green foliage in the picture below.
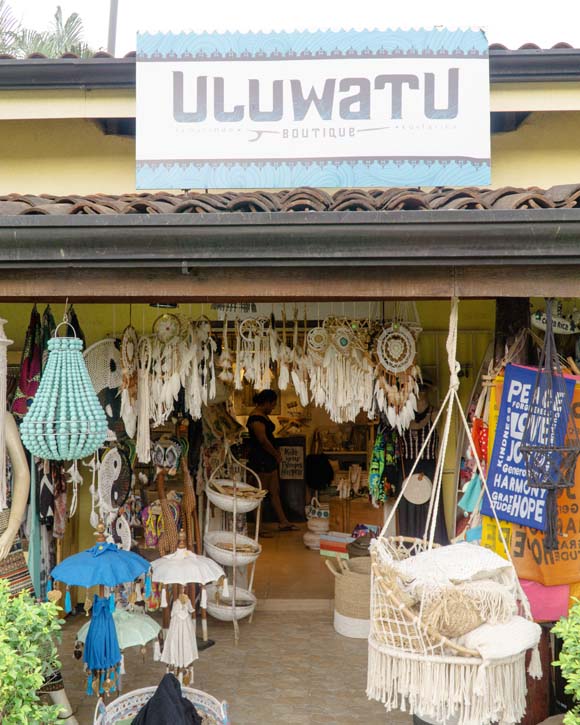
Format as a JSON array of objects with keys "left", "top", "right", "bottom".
[
  {"left": 0, "top": 3, "right": 93, "bottom": 58},
  {"left": 553, "top": 598, "right": 580, "bottom": 725},
  {"left": 0, "top": 579, "right": 63, "bottom": 724}
]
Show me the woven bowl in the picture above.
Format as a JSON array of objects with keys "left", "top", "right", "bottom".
[
  {"left": 206, "top": 479, "right": 262, "bottom": 514},
  {"left": 204, "top": 531, "right": 262, "bottom": 567},
  {"left": 206, "top": 584, "right": 257, "bottom": 622}
]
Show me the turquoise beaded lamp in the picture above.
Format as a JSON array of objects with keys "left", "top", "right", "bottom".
[{"left": 20, "top": 332, "right": 108, "bottom": 461}]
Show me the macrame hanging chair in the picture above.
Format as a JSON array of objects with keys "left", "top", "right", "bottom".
[
  {"left": 20, "top": 321, "right": 108, "bottom": 461},
  {"left": 367, "top": 298, "right": 541, "bottom": 725},
  {"left": 520, "top": 299, "right": 580, "bottom": 551}
]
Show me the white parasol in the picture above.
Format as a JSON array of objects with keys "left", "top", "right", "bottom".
[{"left": 151, "top": 546, "right": 226, "bottom": 587}]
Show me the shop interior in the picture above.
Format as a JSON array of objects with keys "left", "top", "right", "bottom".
[
  {"left": 1, "top": 298, "right": 496, "bottom": 602},
  {"left": 3, "top": 295, "right": 569, "bottom": 722}
]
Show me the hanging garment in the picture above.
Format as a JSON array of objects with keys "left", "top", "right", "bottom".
[
  {"left": 40, "top": 305, "right": 56, "bottom": 371},
  {"left": 84, "top": 595, "right": 122, "bottom": 695},
  {"left": 398, "top": 413, "right": 448, "bottom": 545},
  {"left": 132, "top": 673, "right": 202, "bottom": 725},
  {"left": 160, "top": 597, "right": 198, "bottom": 671},
  {"left": 11, "top": 305, "right": 42, "bottom": 419}
]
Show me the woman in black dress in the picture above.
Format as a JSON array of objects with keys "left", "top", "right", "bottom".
[{"left": 247, "top": 390, "right": 298, "bottom": 531}]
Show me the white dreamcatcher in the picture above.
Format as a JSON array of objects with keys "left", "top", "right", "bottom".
[
  {"left": 136, "top": 336, "right": 152, "bottom": 463},
  {"left": 290, "top": 311, "right": 310, "bottom": 407},
  {"left": 88, "top": 447, "right": 133, "bottom": 549},
  {"left": 120, "top": 325, "right": 139, "bottom": 438},
  {"left": 182, "top": 318, "right": 217, "bottom": 419},
  {"left": 374, "top": 320, "right": 422, "bottom": 432},
  {"left": 236, "top": 317, "right": 272, "bottom": 391},
  {"left": 218, "top": 316, "right": 234, "bottom": 385}
]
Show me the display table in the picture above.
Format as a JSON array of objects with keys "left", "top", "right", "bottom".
[{"left": 328, "top": 496, "right": 384, "bottom": 533}]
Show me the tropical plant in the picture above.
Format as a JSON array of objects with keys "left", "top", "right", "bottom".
[
  {"left": 0, "top": 3, "right": 93, "bottom": 58},
  {"left": 553, "top": 599, "right": 580, "bottom": 725},
  {"left": 0, "top": 579, "right": 63, "bottom": 724}
]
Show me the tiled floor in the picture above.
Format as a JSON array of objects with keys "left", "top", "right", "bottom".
[
  {"left": 253, "top": 524, "right": 334, "bottom": 602},
  {"left": 59, "top": 610, "right": 410, "bottom": 724},
  {"left": 57, "top": 527, "right": 410, "bottom": 724}
]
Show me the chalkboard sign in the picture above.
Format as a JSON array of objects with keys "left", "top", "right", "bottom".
[{"left": 261, "top": 435, "right": 306, "bottom": 523}]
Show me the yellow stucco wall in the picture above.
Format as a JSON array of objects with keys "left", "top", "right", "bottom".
[{"left": 0, "top": 111, "right": 579, "bottom": 196}]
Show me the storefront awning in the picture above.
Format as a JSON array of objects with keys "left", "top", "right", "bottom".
[{"left": 1, "top": 185, "right": 579, "bottom": 300}]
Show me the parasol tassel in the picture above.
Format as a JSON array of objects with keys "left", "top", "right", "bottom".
[
  {"left": 145, "top": 573, "right": 152, "bottom": 599},
  {"left": 86, "top": 674, "right": 93, "bottom": 696},
  {"left": 46, "top": 578, "right": 52, "bottom": 597},
  {"left": 135, "top": 582, "right": 143, "bottom": 602},
  {"left": 109, "top": 593, "right": 115, "bottom": 613},
  {"left": 65, "top": 587, "right": 72, "bottom": 614},
  {"left": 153, "top": 639, "right": 161, "bottom": 661},
  {"left": 119, "top": 655, "right": 126, "bottom": 676},
  {"left": 161, "top": 587, "right": 168, "bottom": 608},
  {"left": 222, "top": 578, "right": 229, "bottom": 599}
]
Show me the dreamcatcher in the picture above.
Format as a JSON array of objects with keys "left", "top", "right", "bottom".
[
  {"left": 236, "top": 317, "right": 272, "bottom": 391},
  {"left": 217, "top": 316, "right": 234, "bottom": 384},
  {"left": 374, "top": 319, "right": 422, "bottom": 432},
  {"left": 149, "top": 316, "right": 183, "bottom": 427},
  {"left": 277, "top": 307, "right": 292, "bottom": 391},
  {"left": 307, "top": 325, "right": 329, "bottom": 407},
  {"left": 197, "top": 318, "right": 217, "bottom": 405},
  {"left": 136, "top": 337, "right": 152, "bottom": 463},
  {"left": 182, "top": 319, "right": 217, "bottom": 419},
  {"left": 290, "top": 311, "right": 310, "bottom": 407},
  {"left": 120, "top": 325, "right": 139, "bottom": 438}
]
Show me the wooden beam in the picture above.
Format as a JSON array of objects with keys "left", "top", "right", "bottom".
[{"left": 0, "top": 265, "right": 578, "bottom": 301}]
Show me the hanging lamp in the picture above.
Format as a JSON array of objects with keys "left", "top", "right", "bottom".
[
  {"left": 20, "top": 319, "right": 108, "bottom": 461},
  {"left": 520, "top": 299, "right": 580, "bottom": 550}
]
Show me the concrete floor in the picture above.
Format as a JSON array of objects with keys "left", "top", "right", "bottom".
[{"left": 57, "top": 527, "right": 410, "bottom": 724}]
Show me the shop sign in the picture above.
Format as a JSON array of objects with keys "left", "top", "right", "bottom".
[
  {"left": 136, "top": 28, "right": 490, "bottom": 189},
  {"left": 481, "top": 364, "right": 575, "bottom": 531}
]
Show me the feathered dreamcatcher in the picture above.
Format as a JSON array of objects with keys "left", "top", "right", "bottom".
[
  {"left": 182, "top": 318, "right": 217, "bottom": 420},
  {"left": 374, "top": 320, "right": 422, "bottom": 432},
  {"left": 120, "top": 325, "right": 139, "bottom": 439},
  {"left": 236, "top": 317, "right": 272, "bottom": 391}
]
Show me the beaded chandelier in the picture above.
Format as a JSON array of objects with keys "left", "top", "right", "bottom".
[{"left": 20, "top": 332, "right": 108, "bottom": 460}]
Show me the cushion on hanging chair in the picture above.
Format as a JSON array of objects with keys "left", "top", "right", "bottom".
[
  {"left": 457, "top": 615, "right": 541, "bottom": 660},
  {"left": 418, "top": 579, "right": 516, "bottom": 639},
  {"left": 395, "top": 543, "right": 514, "bottom": 596}
]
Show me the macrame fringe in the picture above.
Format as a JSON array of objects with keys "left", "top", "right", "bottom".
[
  {"left": 367, "top": 639, "right": 528, "bottom": 725},
  {"left": 528, "top": 644, "right": 543, "bottom": 679},
  {"left": 153, "top": 640, "right": 161, "bottom": 661}
]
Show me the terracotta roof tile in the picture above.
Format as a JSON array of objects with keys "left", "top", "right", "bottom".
[{"left": 0, "top": 186, "right": 579, "bottom": 216}]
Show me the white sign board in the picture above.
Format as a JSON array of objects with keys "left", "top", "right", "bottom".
[{"left": 137, "top": 28, "right": 490, "bottom": 189}]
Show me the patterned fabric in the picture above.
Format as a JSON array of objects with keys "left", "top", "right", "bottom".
[
  {"left": 0, "top": 509, "right": 35, "bottom": 596},
  {"left": 11, "top": 305, "right": 42, "bottom": 419}
]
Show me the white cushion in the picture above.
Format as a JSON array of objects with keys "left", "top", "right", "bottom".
[
  {"left": 395, "top": 543, "right": 513, "bottom": 589},
  {"left": 458, "top": 615, "right": 541, "bottom": 660}
]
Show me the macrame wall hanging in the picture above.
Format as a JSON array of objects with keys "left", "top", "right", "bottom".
[
  {"left": 217, "top": 316, "right": 234, "bottom": 385},
  {"left": 520, "top": 300, "right": 580, "bottom": 551},
  {"left": 0, "top": 319, "right": 12, "bottom": 510},
  {"left": 20, "top": 321, "right": 108, "bottom": 461},
  {"left": 290, "top": 311, "right": 310, "bottom": 408}
]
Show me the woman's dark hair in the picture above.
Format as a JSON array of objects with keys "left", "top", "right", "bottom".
[{"left": 253, "top": 389, "right": 278, "bottom": 406}]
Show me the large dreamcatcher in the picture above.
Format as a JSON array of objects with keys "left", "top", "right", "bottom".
[
  {"left": 181, "top": 318, "right": 217, "bottom": 420},
  {"left": 374, "top": 320, "right": 422, "bottom": 432},
  {"left": 120, "top": 325, "right": 139, "bottom": 439}
]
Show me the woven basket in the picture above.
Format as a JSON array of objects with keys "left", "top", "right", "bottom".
[
  {"left": 206, "top": 584, "right": 257, "bottom": 622},
  {"left": 326, "top": 556, "right": 371, "bottom": 637},
  {"left": 204, "top": 531, "right": 261, "bottom": 567},
  {"left": 206, "top": 479, "right": 262, "bottom": 514}
]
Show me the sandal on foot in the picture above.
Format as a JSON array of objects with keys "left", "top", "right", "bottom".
[{"left": 279, "top": 524, "right": 300, "bottom": 532}]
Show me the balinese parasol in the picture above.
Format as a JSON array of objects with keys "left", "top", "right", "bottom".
[
  {"left": 151, "top": 531, "right": 227, "bottom": 642},
  {"left": 50, "top": 524, "right": 150, "bottom": 696},
  {"left": 77, "top": 607, "right": 160, "bottom": 651}
]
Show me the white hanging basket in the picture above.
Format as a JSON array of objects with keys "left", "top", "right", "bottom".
[
  {"left": 206, "top": 584, "right": 257, "bottom": 621},
  {"left": 206, "top": 479, "right": 263, "bottom": 514},
  {"left": 204, "top": 531, "right": 262, "bottom": 567}
]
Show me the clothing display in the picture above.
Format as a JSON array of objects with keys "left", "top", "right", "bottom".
[
  {"left": 160, "top": 597, "right": 198, "bottom": 671},
  {"left": 132, "top": 674, "right": 202, "bottom": 725}
]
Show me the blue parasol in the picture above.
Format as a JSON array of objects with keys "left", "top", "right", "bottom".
[
  {"left": 51, "top": 541, "right": 149, "bottom": 588},
  {"left": 50, "top": 524, "right": 150, "bottom": 696}
]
